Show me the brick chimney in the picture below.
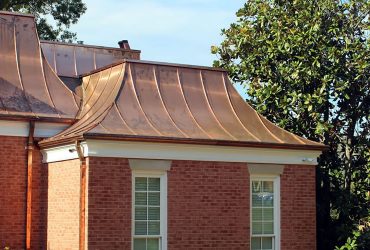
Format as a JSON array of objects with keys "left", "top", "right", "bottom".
[{"left": 118, "top": 40, "right": 130, "bottom": 50}]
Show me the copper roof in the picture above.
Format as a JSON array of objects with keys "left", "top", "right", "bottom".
[
  {"left": 40, "top": 40, "right": 140, "bottom": 78},
  {"left": 40, "top": 60, "right": 325, "bottom": 150},
  {"left": 0, "top": 11, "right": 324, "bottom": 150},
  {"left": 0, "top": 11, "right": 80, "bottom": 121}
]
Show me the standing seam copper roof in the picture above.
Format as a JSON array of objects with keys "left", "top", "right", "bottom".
[
  {"left": 0, "top": 11, "right": 80, "bottom": 120},
  {"left": 40, "top": 59, "right": 325, "bottom": 150},
  {"left": 40, "top": 40, "right": 141, "bottom": 78}
]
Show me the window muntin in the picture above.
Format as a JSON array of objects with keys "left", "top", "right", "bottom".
[
  {"left": 133, "top": 176, "right": 162, "bottom": 250},
  {"left": 251, "top": 179, "right": 277, "bottom": 250}
]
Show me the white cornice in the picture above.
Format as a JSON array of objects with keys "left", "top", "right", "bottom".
[
  {"left": 41, "top": 139, "right": 322, "bottom": 165},
  {"left": 0, "top": 120, "right": 69, "bottom": 138},
  {"left": 0, "top": 120, "right": 29, "bottom": 136}
]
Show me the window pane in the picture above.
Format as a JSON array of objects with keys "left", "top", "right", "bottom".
[
  {"left": 148, "top": 221, "right": 160, "bottom": 235},
  {"left": 262, "top": 237, "right": 273, "bottom": 250},
  {"left": 252, "top": 222, "right": 263, "bottom": 234},
  {"left": 136, "top": 177, "right": 147, "bottom": 191},
  {"left": 135, "top": 192, "right": 147, "bottom": 205},
  {"left": 135, "top": 221, "right": 147, "bottom": 235},
  {"left": 252, "top": 181, "right": 262, "bottom": 193},
  {"left": 135, "top": 207, "right": 147, "bottom": 220},
  {"left": 134, "top": 238, "right": 146, "bottom": 250},
  {"left": 148, "top": 178, "right": 160, "bottom": 191},
  {"left": 262, "top": 194, "right": 273, "bottom": 207},
  {"left": 252, "top": 208, "right": 262, "bottom": 221},
  {"left": 263, "top": 222, "right": 274, "bottom": 234},
  {"left": 252, "top": 194, "right": 262, "bottom": 207},
  {"left": 251, "top": 237, "right": 261, "bottom": 250},
  {"left": 263, "top": 208, "right": 273, "bottom": 221},
  {"left": 148, "top": 207, "right": 160, "bottom": 220},
  {"left": 263, "top": 181, "right": 273, "bottom": 193},
  {"left": 147, "top": 238, "right": 159, "bottom": 250},
  {"left": 148, "top": 192, "right": 160, "bottom": 206}
]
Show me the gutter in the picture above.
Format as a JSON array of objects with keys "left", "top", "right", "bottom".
[
  {"left": 76, "top": 140, "right": 87, "bottom": 250},
  {"left": 38, "top": 134, "right": 328, "bottom": 151},
  {"left": 26, "top": 121, "right": 35, "bottom": 250}
]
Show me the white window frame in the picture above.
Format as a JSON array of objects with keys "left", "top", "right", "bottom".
[
  {"left": 250, "top": 175, "right": 280, "bottom": 250},
  {"left": 132, "top": 170, "right": 167, "bottom": 250}
]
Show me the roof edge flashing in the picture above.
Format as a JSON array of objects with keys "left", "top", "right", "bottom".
[
  {"left": 39, "top": 133, "right": 327, "bottom": 152},
  {"left": 40, "top": 40, "right": 141, "bottom": 53},
  {"left": 79, "top": 59, "right": 228, "bottom": 78},
  {"left": 0, "top": 11, "right": 34, "bottom": 18}
]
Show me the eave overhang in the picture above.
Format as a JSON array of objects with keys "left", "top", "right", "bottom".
[
  {"left": 41, "top": 139, "right": 323, "bottom": 165},
  {"left": 39, "top": 133, "right": 327, "bottom": 151}
]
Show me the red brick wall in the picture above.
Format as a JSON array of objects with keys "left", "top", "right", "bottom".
[
  {"left": 31, "top": 147, "right": 48, "bottom": 249},
  {"left": 47, "top": 159, "right": 80, "bottom": 250},
  {"left": 281, "top": 165, "right": 316, "bottom": 250},
  {"left": 168, "top": 160, "right": 250, "bottom": 250},
  {"left": 83, "top": 158, "right": 316, "bottom": 250},
  {"left": 0, "top": 136, "right": 27, "bottom": 249},
  {"left": 87, "top": 157, "right": 132, "bottom": 249},
  {"left": 0, "top": 136, "right": 47, "bottom": 250}
]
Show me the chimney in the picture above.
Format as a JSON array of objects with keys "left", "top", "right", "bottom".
[{"left": 118, "top": 40, "right": 130, "bottom": 50}]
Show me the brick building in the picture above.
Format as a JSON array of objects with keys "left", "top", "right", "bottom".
[{"left": 0, "top": 12, "right": 325, "bottom": 250}]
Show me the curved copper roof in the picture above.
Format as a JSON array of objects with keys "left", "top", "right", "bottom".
[
  {"left": 40, "top": 60, "right": 325, "bottom": 150},
  {"left": 0, "top": 11, "right": 80, "bottom": 121},
  {"left": 40, "top": 40, "right": 141, "bottom": 78}
]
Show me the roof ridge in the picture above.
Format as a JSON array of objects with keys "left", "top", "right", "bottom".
[
  {"left": 79, "top": 59, "right": 227, "bottom": 78},
  {"left": 40, "top": 40, "right": 141, "bottom": 53}
]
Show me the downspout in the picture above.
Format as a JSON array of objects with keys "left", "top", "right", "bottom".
[
  {"left": 76, "top": 140, "right": 87, "bottom": 250},
  {"left": 26, "top": 121, "right": 35, "bottom": 250}
]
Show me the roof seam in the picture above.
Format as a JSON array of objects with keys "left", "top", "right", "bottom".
[
  {"left": 12, "top": 16, "right": 35, "bottom": 117},
  {"left": 258, "top": 114, "right": 306, "bottom": 144},
  {"left": 65, "top": 65, "right": 122, "bottom": 136},
  {"left": 199, "top": 70, "right": 237, "bottom": 140},
  {"left": 221, "top": 72, "right": 261, "bottom": 142},
  {"left": 256, "top": 114, "right": 286, "bottom": 143},
  {"left": 57, "top": 65, "right": 123, "bottom": 138},
  {"left": 113, "top": 103, "right": 137, "bottom": 135},
  {"left": 79, "top": 71, "right": 104, "bottom": 118},
  {"left": 38, "top": 33, "right": 61, "bottom": 118},
  {"left": 153, "top": 65, "right": 189, "bottom": 138},
  {"left": 176, "top": 68, "right": 212, "bottom": 139},
  {"left": 128, "top": 63, "right": 164, "bottom": 136},
  {"left": 42, "top": 52, "right": 80, "bottom": 112}
]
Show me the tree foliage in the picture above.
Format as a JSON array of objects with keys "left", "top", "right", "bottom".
[
  {"left": 0, "top": 0, "right": 86, "bottom": 41},
  {"left": 212, "top": 0, "right": 370, "bottom": 249}
]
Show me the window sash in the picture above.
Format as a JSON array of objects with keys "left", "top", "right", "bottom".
[
  {"left": 250, "top": 177, "right": 279, "bottom": 250},
  {"left": 134, "top": 177, "right": 161, "bottom": 236},
  {"left": 132, "top": 172, "right": 167, "bottom": 250},
  {"left": 251, "top": 236, "right": 275, "bottom": 250}
]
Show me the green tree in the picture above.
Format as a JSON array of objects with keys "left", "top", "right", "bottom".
[
  {"left": 0, "top": 0, "right": 87, "bottom": 41},
  {"left": 212, "top": 0, "right": 370, "bottom": 249}
]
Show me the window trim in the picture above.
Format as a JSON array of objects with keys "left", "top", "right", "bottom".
[
  {"left": 250, "top": 175, "right": 280, "bottom": 250},
  {"left": 132, "top": 170, "right": 167, "bottom": 250}
]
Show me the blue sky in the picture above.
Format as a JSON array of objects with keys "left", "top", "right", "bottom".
[{"left": 71, "top": 0, "right": 246, "bottom": 66}]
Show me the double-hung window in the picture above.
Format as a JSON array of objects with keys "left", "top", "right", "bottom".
[
  {"left": 251, "top": 177, "right": 280, "bottom": 250},
  {"left": 133, "top": 173, "right": 167, "bottom": 250}
]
